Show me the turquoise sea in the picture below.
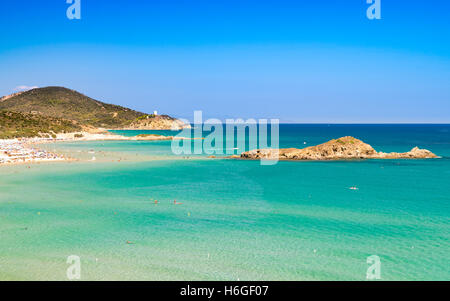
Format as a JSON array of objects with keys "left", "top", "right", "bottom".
[{"left": 0, "top": 125, "right": 449, "bottom": 280}]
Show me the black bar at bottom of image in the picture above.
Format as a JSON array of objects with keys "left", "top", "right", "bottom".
[{"left": 0, "top": 281, "right": 447, "bottom": 299}]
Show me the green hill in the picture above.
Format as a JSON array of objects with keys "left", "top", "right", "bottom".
[
  {"left": 0, "top": 111, "right": 81, "bottom": 139},
  {"left": 0, "top": 87, "right": 146, "bottom": 128}
]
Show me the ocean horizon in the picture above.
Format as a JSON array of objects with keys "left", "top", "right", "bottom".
[
  {"left": 1, "top": 124, "right": 449, "bottom": 280},
  {"left": 2, "top": 0, "right": 450, "bottom": 294}
]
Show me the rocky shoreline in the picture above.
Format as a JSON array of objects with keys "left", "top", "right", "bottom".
[{"left": 239, "top": 136, "right": 438, "bottom": 161}]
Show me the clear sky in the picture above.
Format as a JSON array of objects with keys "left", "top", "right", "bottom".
[{"left": 1, "top": 0, "right": 449, "bottom": 122}]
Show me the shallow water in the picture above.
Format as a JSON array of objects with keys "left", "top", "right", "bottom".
[{"left": 0, "top": 125, "right": 449, "bottom": 280}]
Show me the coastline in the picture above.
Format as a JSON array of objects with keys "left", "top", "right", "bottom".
[
  {"left": 1, "top": 133, "right": 440, "bottom": 165},
  {"left": 0, "top": 131, "right": 192, "bottom": 165},
  {"left": 0, "top": 139, "right": 67, "bottom": 165},
  {"left": 237, "top": 136, "right": 438, "bottom": 161},
  {"left": 0, "top": 125, "right": 449, "bottom": 280}
]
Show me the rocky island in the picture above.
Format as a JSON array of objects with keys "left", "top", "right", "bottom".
[{"left": 239, "top": 136, "right": 438, "bottom": 161}]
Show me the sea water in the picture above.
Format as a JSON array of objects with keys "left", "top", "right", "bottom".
[{"left": 0, "top": 125, "right": 449, "bottom": 280}]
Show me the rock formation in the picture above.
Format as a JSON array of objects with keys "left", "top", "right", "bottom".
[
  {"left": 132, "top": 134, "right": 174, "bottom": 141},
  {"left": 0, "top": 91, "right": 26, "bottom": 102},
  {"left": 239, "top": 136, "right": 438, "bottom": 160},
  {"left": 125, "top": 114, "right": 190, "bottom": 130}
]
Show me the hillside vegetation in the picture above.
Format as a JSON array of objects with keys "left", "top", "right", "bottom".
[
  {"left": 0, "top": 87, "right": 146, "bottom": 128},
  {"left": 0, "top": 111, "right": 81, "bottom": 139},
  {"left": 126, "top": 114, "right": 190, "bottom": 130}
]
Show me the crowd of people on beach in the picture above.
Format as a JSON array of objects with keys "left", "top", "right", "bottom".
[{"left": 0, "top": 138, "right": 65, "bottom": 164}]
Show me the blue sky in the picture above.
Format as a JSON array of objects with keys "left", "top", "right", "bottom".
[{"left": 1, "top": 0, "right": 449, "bottom": 122}]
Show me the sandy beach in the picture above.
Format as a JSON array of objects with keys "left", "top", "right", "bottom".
[
  {"left": 0, "top": 131, "right": 182, "bottom": 165},
  {"left": 0, "top": 139, "right": 66, "bottom": 164}
]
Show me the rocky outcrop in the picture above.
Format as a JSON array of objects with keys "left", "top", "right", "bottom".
[
  {"left": 125, "top": 115, "right": 190, "bottom": 130},
  {"left": 132, "top": 134, "right": 174, "bottom": 141},
  {"left": 239, "top": 136, "right": 438, "bottom": 160},
  {"left": 375, "top": 147, "right": 437, "bottom": 159},
  {"left": 0, "top": 91, "right": 26, "bottom": 102}
]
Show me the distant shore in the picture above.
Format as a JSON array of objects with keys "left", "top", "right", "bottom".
[
  {"left": 1, "top": 133, "right": 439, "bottom": 165},
  {"left": 0, "top": 131, "right": 193, "bottom": 165}
]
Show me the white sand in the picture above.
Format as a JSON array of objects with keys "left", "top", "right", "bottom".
[{"left": 0, "top": 131, "right": 180, "bottom": 165}]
